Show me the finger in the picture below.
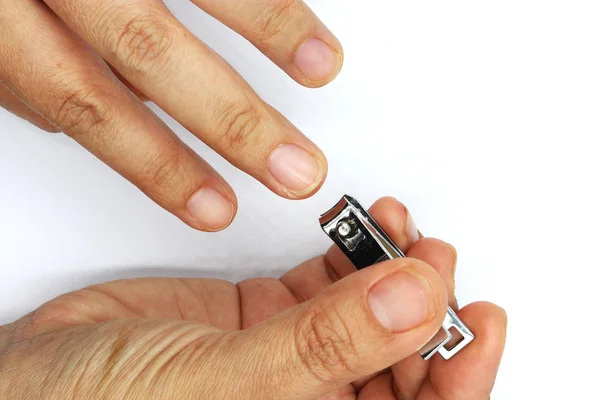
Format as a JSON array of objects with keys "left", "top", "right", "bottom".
[
  {"left": 419, "top": 302, "right": 507, "bottom": 399},
  {"left": 351, "top": 238, "right": 460, "bottom": 393},
  {"left": 31, "top": 276, "right": 310, "bottom": 335},
  {"left": 357, "top": 372, "right": 397, "bottom": 400},
  {"left": 279, "top": 259, "right": 383, "bottom": 398},
  {"left": 0, "top": 83, "right": 59, "bottom": 132},
  {"left": 44, "top": 0, "right": 328, "bottom": 199},
  {"left": 192, "top": 0, "right": 343, "bottom": 87},
  {"left": 279, "top": 255, "right": 338, "bottom": 303},
  {"left": 81, "top": 278, "right": 242, "bottom": 329},
  {"left": 281, "top": 197, "right": 420, "bottom": 302},
  {"left": 237, "top": 278, "right": 299, "bottom": 328},
  {"left": 236, "top": 279, "right": 357, "bottom": 399},
  {"left": 318, "top": 386, "right": 357, "bottom": 400},
  {"left": 406, "top": 239, "right": 458, "bottom": 310},
  {"left": 88, "top": 277, "right": 300, "bottom": 330},
  {"left": 214, "top": 258, "right": 448, "bottom": 399},
  {"left": 389, "top": 240, "right": 459, "bottom": 399},
  {"left": 107, "top": 64, "right": 149, "bottom": 102},
  {"left": 2, "top": 278, "right": 243, "bottom": 342},
  {"left": 0, "top": 0, "right": 237, "bottom": 231}
]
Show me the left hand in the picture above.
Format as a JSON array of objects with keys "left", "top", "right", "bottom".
[
  {"left": 0, "top": 197, "right": 506, "bottom": 399},
  {"left": 0, "top": 0, "right": 342, "bottom": 231}
]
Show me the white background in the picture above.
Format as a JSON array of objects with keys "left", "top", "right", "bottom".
[{"left": 1, "top": 1, "right": 599, "bottom": 398}]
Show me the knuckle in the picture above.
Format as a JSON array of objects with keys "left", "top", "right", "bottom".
[
  {"left": 111, "top": 12, "right": 174, "bottom": 76},
  {"left": 1, "top": 306, "right": 58, "bottom": 346},
  {"left": 215, "top": 101, "right": 263, "bottom": 152},
  {"left": 140, "top": 146, "right": 185, "bottom": 195},
  {"left": 254, "top": 0, "right": 298, "bottom": 44},
  {"left": 293, "top": 304, "right": 359, "bottom": 380},
  {"left": 18, "top": 299, "right": 78, "bottom": 341},
  {"left": 52, "top": 85, "right": 111, "bottom": 135},
  {"left": 18, "top": 309, "right": 47, "bottom": 341}
]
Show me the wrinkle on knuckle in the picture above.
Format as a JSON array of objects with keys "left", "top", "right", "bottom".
[
  {"left": 18, "top": 308, "right": 51, "bottom": 341},
  {"left": 111, "top": 12, "right": 174, "bottom": 77},
  {"left": 253, "top": 0, "right": 298, "bottom": 45},
  {"left": 293, "top": 304, "right": 358, "bottom": 381},
  {"left": 139, "top": 146, "right": 185, "bottom": 197},
  {"left": 17, "top": 303, "right": 75, "bottom": 341},
  {"left": 52, "top": 85, "right": 111, "bottom": 136},
  {"left": 215, "top": 101, "right": 263, "bottom": 153}
]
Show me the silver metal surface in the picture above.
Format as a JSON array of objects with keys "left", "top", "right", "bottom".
[{"left": 320, "top": 195, "right": 475, "bottom": 360}]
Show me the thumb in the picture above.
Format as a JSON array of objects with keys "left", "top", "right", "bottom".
[{"left": 215, "top": 257, "right": 448, "bottom": 399}]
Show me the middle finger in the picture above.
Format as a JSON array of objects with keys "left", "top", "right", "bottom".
[{"left": 43, "top": 0, "right": 328, "bottom": 199}]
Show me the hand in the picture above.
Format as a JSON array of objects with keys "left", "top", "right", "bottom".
[
  {"left": 0, "top": 197, "right": 506, "bottom": 399},
  {"left": 0, "top": 0, "right": 342, "bottom": 231}
]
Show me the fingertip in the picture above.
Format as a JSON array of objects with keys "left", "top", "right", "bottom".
[
  {"left": 462, "top": 302, "right": 508, "bottom": 335},
  {"left": 293, "top": 36, "right": 344, "bottom": 88},
  {"left": 184, "top": 187, "right": 238, "bottom": 232},
  {"left": 268, "top": 143, "right": 328, "bottom": 199},
  {"left": 481, "top": 302, "right": 508, "bottom": 344},
  {"left": 456, "top": 302, "right": 508, "bottom": 363},
  {"left": 370, "top": 196, "right": 405, "bottom": 213},
  {"left": 407, "top": 239, "right": 458, "bottom": 276},
  {"left": 368, "top": 198, "right": 418, "bottom": 252}
]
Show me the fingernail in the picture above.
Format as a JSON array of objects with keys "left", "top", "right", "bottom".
[
  {"left": 447, "top": 242, "right": 458, "bottom": 273},
  {"left": 294, "top": 38, "right": 338, "bottom": 81},
  {"left": 406, "top": 211, "right": 419, "bottom": 244},
  {"left": 368, "top": 271, "right": 434, "bottom": 332},
  {"left": 187, "top": 188, "right": 233, "bottom": 231},
  {"left": 268, "top": 144, "right": 322, "bottom": 194}
]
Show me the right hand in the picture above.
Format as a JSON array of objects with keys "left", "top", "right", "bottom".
[
  {"left": 0, "top": 197, "right": 507, "bottom": 399},
  {"left": 0, "top": 0, "right": 343, "bottom": 231}
]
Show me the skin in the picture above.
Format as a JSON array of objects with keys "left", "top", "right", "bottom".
[
  {"left": 0, "top": 198, "right": 507, "bottom": 399},
  {"left": 0, "top": 0, "right": 344, "bottom": 231}
]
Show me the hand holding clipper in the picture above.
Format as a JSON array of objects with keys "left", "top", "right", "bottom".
[{"left": 320, "top": 195, "right": 475, "bottom": 360}]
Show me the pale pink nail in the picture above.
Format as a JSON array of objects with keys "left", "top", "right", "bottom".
[
  {"left": 368, "top": 271, "right": 433, "bottom": 332},
  {"left": 406, "top": 212, "right": 419, "bottom": 244},
  {"left": 187, "top": 188, "right": 233, "bottom": 231},
  {"left": 294, "top": 38, "right": 338, "bottom": 81},
  {"left": 268, "top": 144, "right": 321, "bottom": 194}
]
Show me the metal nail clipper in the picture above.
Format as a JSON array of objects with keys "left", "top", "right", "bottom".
[{"left": 319, "top": 195, "right": 474, "bottom": 360}]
